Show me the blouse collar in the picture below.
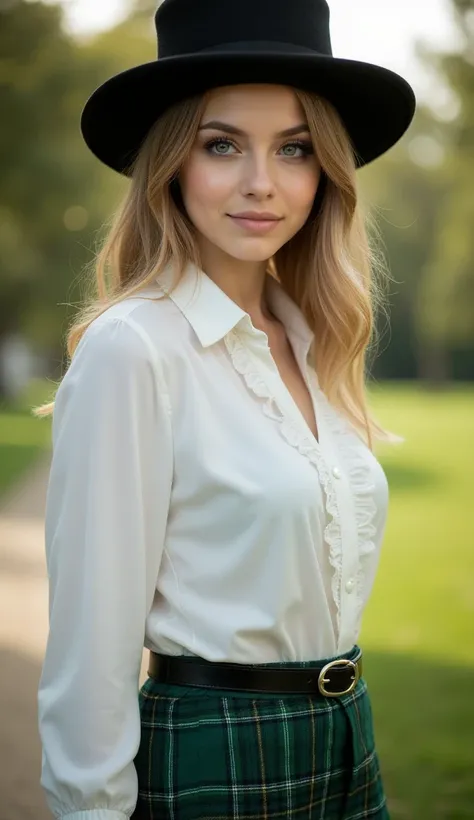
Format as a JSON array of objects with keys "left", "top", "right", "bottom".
[{"left": 155, "top": 261, "right": 314, "bottom": 352}]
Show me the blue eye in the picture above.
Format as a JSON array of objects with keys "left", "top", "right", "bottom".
[
  {"left": 203, "top": 137, "right": 314, "bottom": 158},
  {"left": 205, "top": 138, "right": 236, "bottom": 155},
  {"left": 280, "top": 141, "right": 314, "bottom": 158}
]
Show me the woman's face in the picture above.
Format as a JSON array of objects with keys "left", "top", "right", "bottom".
[{"left": 178, "top": 84, "right": 322, "bottom": 266}]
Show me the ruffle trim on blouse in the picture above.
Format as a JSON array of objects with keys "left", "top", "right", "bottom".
[
  {"left": 224, "top": 330, "right": 343, "bottom": 630},
  {"left": 317, "top": 392, "right": 378, "bottom": 616}
]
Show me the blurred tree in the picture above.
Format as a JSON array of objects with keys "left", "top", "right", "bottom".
[
  {"left": 413, "top": 0, "right": 474, "bottom": 381},
  {"left": 0, "top": 0, "right": 155, "bottom": 390},
  {"left": 359, "top": 104, "right": 454, "bottom": 383},
  {"left": 359, "top": 2, "right": 474, "bottom": 384},
  {"left": 0, "top": 0, "right": 108, "bottom": 389}
]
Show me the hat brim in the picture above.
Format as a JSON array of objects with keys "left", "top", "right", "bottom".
[{"left": 80, "top": 50, "right": 416, "bottom": 175}]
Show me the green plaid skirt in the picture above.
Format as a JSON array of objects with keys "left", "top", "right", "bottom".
[{"left": 131, "top": 644, "right": 389, "bottom": 819}]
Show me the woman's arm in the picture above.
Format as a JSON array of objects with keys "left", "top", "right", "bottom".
[{"left": 37, "top": 314, "right": 173, "bottom": 820}]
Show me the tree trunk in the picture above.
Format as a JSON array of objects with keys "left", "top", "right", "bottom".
[{"left": 416, "top": 337, "right": 451, "bottom": 386}]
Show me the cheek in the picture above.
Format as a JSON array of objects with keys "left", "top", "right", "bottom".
[
  {"left": 285, "top": 168, "right": 321, "bottom": 212},
  {"left": 181, "top": 158, "right": 233, "bottom": 210}
]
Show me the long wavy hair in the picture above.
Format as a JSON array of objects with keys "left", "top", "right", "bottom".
[{"left": 33, "top": 86, "right": 400, "bottom": 450}]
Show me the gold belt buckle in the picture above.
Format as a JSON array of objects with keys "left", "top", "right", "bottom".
[{"left": 318, "top": 658, "right": 360, "bottom": 697}]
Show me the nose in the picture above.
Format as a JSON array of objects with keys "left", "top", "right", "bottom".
[{"left": 240, "top": 152, "right": 276, "bottom": 199}]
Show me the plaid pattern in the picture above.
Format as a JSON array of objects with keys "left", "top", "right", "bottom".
[{"left": 131, "top": 645, "right": 389, "bottom": 819}]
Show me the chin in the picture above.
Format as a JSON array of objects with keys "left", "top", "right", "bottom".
[
  {"left": 218, "top": 241, "right": 284, "bottom": 263},
  {"left": 231, "top": 251, "right": 276, "bottom": 262}
]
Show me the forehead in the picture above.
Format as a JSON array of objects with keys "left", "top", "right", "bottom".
[{"left": 201, "top": 84, "right": 305, "bottom": 126}]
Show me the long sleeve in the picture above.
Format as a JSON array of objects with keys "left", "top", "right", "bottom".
[{"left": 37, "top": 315, "right": 174, "bottom": 820}]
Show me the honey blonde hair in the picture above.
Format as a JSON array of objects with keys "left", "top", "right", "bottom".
[{"left": 33, "top": 86, "right": 400, "bottom": 450}]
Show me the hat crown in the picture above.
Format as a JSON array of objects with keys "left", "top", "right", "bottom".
[{"left": 155, "top": 0, "right": 332, "bottom": 59}]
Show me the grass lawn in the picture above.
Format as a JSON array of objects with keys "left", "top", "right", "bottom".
[
  {"left": 361, "top": 382, "right": 474, "bottom": 819},
  {"left": 0, "top": 379, "right": 53, "bottom": 497}
]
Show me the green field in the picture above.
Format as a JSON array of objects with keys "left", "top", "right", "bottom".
[
  {"left": 0, "top": 414, "right": 51, "bottom": 496},
  {"left": 362, "top": 383, "right": 474, "bottom": 819},
  {"left": 0, "top": 379, "right": 53, "bottom": 496},
  {"left": 0, "top": 382, "right": 472, "bottom": 818}
]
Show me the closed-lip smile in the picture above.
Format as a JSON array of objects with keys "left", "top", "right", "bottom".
[{"left": 228, "top": 211, "right": 283, "bottom": 221}]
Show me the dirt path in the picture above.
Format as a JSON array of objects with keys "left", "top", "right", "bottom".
[
  {"left": 0, "top": 453, "right": 149, "bottom": 819},
  {"left": 0, "top": 452, "right": 52, "bottom": 819}
]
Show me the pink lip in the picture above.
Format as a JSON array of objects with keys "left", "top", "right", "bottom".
[
  {"left": 230, "top": 211, "right": 282, "bottom": 220},
  {"left": 228, "top": 215, "right": 282, "bottom": 234}
]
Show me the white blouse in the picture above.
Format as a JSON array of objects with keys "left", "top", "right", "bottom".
[{"left": 38, "top": 261, "right": 389, "bottom": 820}]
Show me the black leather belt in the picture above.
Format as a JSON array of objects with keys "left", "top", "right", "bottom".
[{"left": 148, "top": 649, "right": 363, "bottom": 697}]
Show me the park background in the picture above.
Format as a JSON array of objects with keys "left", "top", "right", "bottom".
[{"left": 0, "top": 0, "right": 473, "bottom": 817}]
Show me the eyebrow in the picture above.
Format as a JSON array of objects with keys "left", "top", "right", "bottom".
[{"left": 198, "top": 120, "right": 311, "bottom": 138}]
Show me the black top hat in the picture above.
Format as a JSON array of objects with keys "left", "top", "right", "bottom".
[{"left": 80, "top": 0, "right": 416, "bottom": 176}]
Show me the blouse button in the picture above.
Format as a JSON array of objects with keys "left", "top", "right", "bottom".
[
  {"left": 345, "top": 578, "right": 355, "bottom": 593},
  {"left": 332, "top": 466, "right": 342, "bottom": 479}
]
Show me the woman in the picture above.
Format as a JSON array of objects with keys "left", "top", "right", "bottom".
[{"left": 35, "top": 0, "right": 416, "bottom": 818}]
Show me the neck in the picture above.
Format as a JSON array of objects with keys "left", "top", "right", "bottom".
[{"left": 197, "top": 243, "right": 277, "bottom": 328}]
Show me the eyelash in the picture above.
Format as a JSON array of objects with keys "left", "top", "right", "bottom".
[{"left": 203, "top": 137, "right": 314, "bottom": 158}]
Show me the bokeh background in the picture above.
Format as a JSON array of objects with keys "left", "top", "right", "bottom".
[{"left": 0, "top": 1, "right": 473, "bottom": 818}]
